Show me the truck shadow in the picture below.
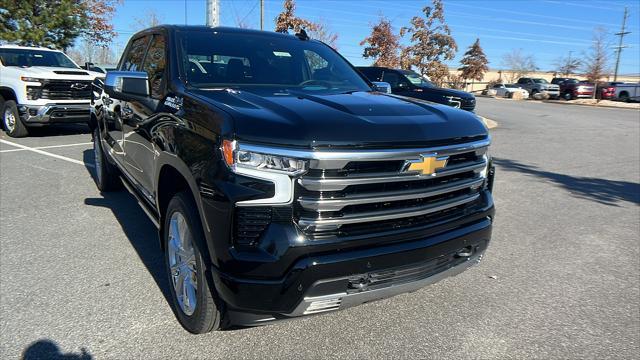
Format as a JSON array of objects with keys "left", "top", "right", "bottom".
[
  {"left": 81, "top": 150, "right": 172, "bottom": 306},
  {"left": 493, "top": 158, "right": 640, "bottom": 206},
  {"left": 22, "top": 339, "right": 92, "bottom": 360},
  {"left": 21, "top": 123, "right": 91, "bottom": 137}
]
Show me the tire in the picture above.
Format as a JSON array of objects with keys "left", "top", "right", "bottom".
[
  {"left": 2, "top": 100, "right": 28, "bottom": 137},
  {"left": 92, "top": 127, "right": 121, "bottom": 191},
  {"left": 619, "top": 91, "right": 630, "bottom": 102},
  {"left": 563, "top": 92, "right": 573, "bottom": 100},
  {"left": 164, "top": 191, "right": 226, "bottom": 333},
  {"left": 530, "top": 89, "right": 538, "bottom": 99}
]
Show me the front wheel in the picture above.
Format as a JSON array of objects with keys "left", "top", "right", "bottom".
[
  {"left": 165, "top": 191, "right": 226, "bottom": 333},
  {"left": 2, "top": 100, "right": 28, "bottom": 137},
  {"left": 92, "top": 127, "right": 121, "bottom": 191}
]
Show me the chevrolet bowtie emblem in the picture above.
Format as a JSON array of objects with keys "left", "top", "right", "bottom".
[{"left": 404, "top": 155, "right": 449, "bottom": 176}]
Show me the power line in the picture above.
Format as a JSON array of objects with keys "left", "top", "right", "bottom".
[{"left": 613, "top": 7, "right": 631, "bottom": 82}]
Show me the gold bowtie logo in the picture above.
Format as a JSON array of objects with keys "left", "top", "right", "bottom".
[{"left": 405, "top": 155, "right": 449, "bottom": 176}]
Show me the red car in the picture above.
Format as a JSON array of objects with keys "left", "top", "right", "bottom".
[{"left": 598, "top": 83, "right": 616, "bottom": 99}]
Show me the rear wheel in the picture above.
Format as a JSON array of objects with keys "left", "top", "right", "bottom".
[
  {"left": 2, "top": 100, "right": 28, "bottom": 137},
  {"left": 164, "top": 191, "right": 226, "bottom": 333},
  {"left": 92, "top": 127, "right": 121, "bottom": 191},
  {"left": 619, "top": 91, "right": 630, "bottom": 102},
  {"left": 563, "top": 91, "right": 574, "bottom": 100}
]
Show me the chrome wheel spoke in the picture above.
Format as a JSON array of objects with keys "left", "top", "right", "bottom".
[{"left": 168, "top": 211, "right": 198, "bottom": 316}]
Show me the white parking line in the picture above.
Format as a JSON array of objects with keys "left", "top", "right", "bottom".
[
  {"left": 0, "top": 139, "right": 94, "bottom": 168},
  {"left": 0, "top": 142, "right": 92, "bottom": 153}
]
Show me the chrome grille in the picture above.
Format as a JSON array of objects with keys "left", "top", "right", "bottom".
[{"left": 294, "top": 139, "right": 490, "bottom": 237}]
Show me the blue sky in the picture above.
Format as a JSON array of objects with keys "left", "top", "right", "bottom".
[{"left": 108, "top": 0, "right": 640, "bottom": 75}]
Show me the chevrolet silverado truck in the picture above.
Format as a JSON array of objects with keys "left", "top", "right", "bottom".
[
  {"left": 516, "top": 77, "right": 560, "bottom": 99},
  {"left": 0, "top": 45, "right": 101, "bottom": 137},
  {"left": 357, "top": 67, "right": 476, "bottom": 112},
  {"left": 92, "top": 26, "right": 495, "bottom": 333}
]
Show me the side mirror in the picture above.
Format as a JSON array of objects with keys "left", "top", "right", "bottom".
[
  {"left": 104, "top": 71, "right": 149, "bottom": 100},
  {"left": 84, "top": 62, "right": 94, "bottom": 70},
  {"left": 371, "top": 81, "right": 392, "bottom": 94}
]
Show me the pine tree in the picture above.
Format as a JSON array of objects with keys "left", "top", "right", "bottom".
[
  {"left": 400, "top": 0, "right": 457, "bottom": 86},
  {"left": 360, "top": 16, "right": 401, "bottom": 68},
  {"left": 459, "top": 38, "right": 489, "bottom": 90}
]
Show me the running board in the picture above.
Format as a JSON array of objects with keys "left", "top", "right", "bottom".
[{"left": 120, "top": 176, "right": 161, "bottom": 229}]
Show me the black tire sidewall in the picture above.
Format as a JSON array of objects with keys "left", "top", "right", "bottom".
[
  {"left": 92, "top": 127, "right": 120, "bottom": 191},
  {"left": 164, "top": 192, "right": 220, "bottom": 334}
]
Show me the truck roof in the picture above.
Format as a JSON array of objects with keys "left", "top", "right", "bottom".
[{"left": 132, "top": 25, "right": 304, "bottom": 41}]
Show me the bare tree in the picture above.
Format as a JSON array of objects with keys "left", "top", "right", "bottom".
[
  {"left": 360, "top": 16, "right": 401, "bottom": 68},
  {"left": 400, "top": 0, "right": 457, "bottom": 86},
  {"left": 554, "top": 53, "right": 581, "bottom": 77},
  {"left": 307, "top": 19, "right": 338, "bottom": 49},
  {"left": 133, "top": 10, "right": 162, "bottom": 31},
  {"left": 582, "top": 28, "right": 610, "bottom": 85},
  {"left": 501, "top": 49, "right": 538, "bottom": 82}
]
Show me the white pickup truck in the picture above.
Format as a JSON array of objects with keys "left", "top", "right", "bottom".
[
  {"left": 614, "top": 83, "right": 640, "bottom": 102},
  {"left": 0, "top": 45, "right": 102, "bottom": 137}
]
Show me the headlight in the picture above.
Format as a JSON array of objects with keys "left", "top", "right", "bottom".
[
  {"left": 222, "top": 140, "right": 308, "bottom": 175},
  {"left": 20, "top": 76, "right": 43, "bottom": 84}
]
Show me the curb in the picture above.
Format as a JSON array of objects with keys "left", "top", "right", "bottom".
[
  {"left": 541, "top": 100, "right": 640, "bottom": 110},
  {"left": 479, "top": 116, "right": 498, "bottom": 129}
]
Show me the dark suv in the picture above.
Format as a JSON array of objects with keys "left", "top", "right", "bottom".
[
  {"left": 92, "top": 26, "right": 495, "bottom": 333},
  {"left": 357, "top": 66, "right": 476, "bottom": 112}
]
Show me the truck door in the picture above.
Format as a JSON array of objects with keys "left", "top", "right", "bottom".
[
  {"left": 121, "top": 33, "right": 168, "bottom": 200},
  {"left": 107, "top": 35, "right": 151, "bottom": 167}
]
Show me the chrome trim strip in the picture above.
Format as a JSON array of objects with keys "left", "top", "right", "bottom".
[
  {"left": 298, "top": 160, "right": 487, "bottom": 192},
  {"left": 235, "top": 166, "right": 296, "bottom": 206},
  {"left": 298, "top": 177, "right": 484, "bottom": 212},
  {"left": 238, "top": 138, "right": 490, "bottom": 169},
  {"left": 286, "top": 251, "right": 484, "bottom": 317},
  {"left": 297, "top": 193, "right": 480, "bottom": 231}
]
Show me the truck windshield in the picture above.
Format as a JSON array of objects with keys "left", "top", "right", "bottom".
[
  {"left": 0, "top": 48, "right": 78, "bottom": 68},
  {"left": 533, "top": 79, "right": 549, "bottom": 84},
  {"left": 399, "top": 70, "right": 435, "bottom": 87},
  {"left": 179, "top": 31, "right": 371, "bottom": 94}
]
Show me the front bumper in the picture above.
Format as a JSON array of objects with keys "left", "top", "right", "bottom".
[
  {"left": 18, "top": 103, "right": 91, "bottom": 126},
  {"left": 219, "top": 216, "right": 493, "bottom": 326}
]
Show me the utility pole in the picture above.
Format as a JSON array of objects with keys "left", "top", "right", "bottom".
[
  {"left": 206, "top": 0, "right": 220, "bottom": 27},
  {"left": 260, "top": 0, "right": 264, "bottom": 30},
  {"left": 613, "top": 6, "right": 630, "bottom": 82}
]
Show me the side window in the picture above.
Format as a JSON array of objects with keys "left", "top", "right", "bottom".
[
  {"left": 383, "top": 71, "right": 409, "bottom": 89},
  {"left": 121, "top": 36, "right": 150, "bottom": 71},
  {"left": 359, "top": 68, "right": 383, "bottom": 82},
  {"left": 142, "top": 34, "right": 167, "bottom": 99}
]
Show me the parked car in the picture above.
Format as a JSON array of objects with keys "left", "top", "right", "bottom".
[
  {"left": 614, "top": 83, "right": 640, "bottom": 102},
  {"left": 357, "top": 66, "right": 476, "bottom": 111},
  {"left": 550, "top": 78, "right": 594, "bottom": 100},
  {"left": 489, "top": 83, "right": 529, "bottom": 98},
  {"left": 0, "top": 44, "right": 102, "bottom": 137},
  {"left": 516, "top": 77, "right": 560, "bottom": 99},
  {"left": 92, "top": 26, "right": 495, "bottom": 333},
  {"left": 595, "top": 82, "right": 616, "bottom": 100}
]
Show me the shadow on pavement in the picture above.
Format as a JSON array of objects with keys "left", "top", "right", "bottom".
[
  {"left": 81, "top": 149, "right": 172, "bottom": 306},
  {"left": 494, "top": 157, "right": 640, "bottom": 206},
  {"left": 19, "top": 123, "right": 91, "bottom": 137},
  {"left": 22, "top": 339, "right": 92, "bottom": 360}
]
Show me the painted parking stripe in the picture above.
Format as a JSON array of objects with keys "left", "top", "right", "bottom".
[
  {"left": 0, "top": 142, "right": 92, "bottom": 153},
  {"left": 0, "top": 139, "right": 94, "bottom": 168}
]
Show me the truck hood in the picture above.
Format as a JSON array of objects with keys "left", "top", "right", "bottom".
[
  {"left": 16, "top": 66, "right": 101, "bottom": 80},
  {"left": 193, "top": 88, "right": 488, "bottom": 148}
]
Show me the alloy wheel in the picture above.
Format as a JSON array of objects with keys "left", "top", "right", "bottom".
[
  {"left": 4, "top": 108, "right": 16, "bottom": 132},
  {"left": 168, "top": 212, "right": 198, "bottom": 316}
]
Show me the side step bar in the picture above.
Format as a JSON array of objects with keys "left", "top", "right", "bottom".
[{"left": 120, "top": 176, "right": 161, "bottom": 229}]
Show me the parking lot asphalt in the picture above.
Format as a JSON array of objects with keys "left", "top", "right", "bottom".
[{"left": 1, "top": 99, "right": 639, "bottom": 359}]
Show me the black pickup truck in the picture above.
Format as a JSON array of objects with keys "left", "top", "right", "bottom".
[
  {"left": 92, "top": 26, "right": 495, "bottom": 333},
  {"left": 357, "top": 66, "right": 477, "bottom": 112}
]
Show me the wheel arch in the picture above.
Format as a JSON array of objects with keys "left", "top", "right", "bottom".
[{"left": 0, "top": 86, "right": 17, "bottom": 102}]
